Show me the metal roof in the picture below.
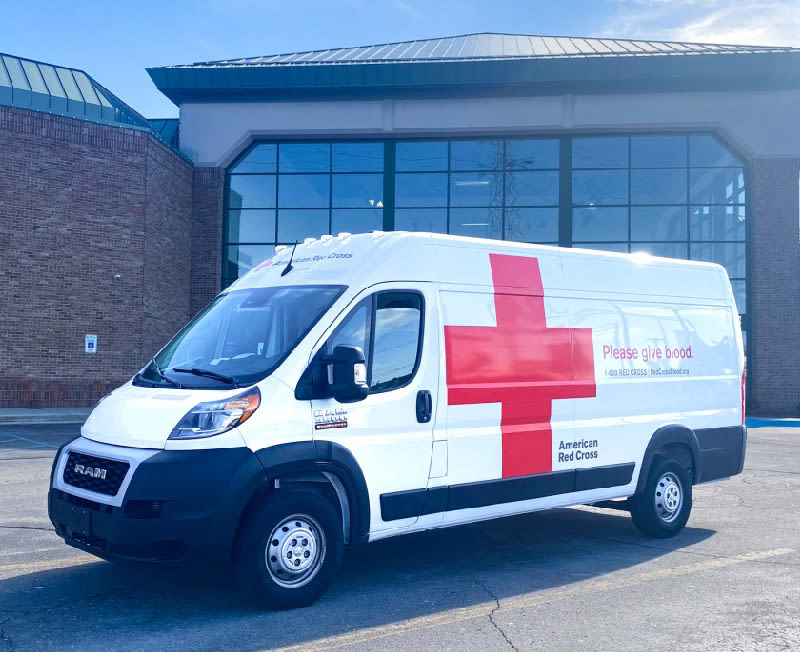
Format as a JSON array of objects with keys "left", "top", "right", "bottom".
[
  {"left": 0, "top": 52, "right": 154, "bottom": 129},
  {"left": 148, "top": 32, "right": 800, "bottom": 104},
  {"left": 148, "top": 118, "right": 180, "bottom": 149},
  {"left": 184, "top": 32, "right": 798, "bottom": 68}
]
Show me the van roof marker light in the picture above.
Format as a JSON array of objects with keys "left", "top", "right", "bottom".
[
  {"left": 630, "top": 252, "right": 653, "bottom": 264},
  {"left": 274, "top": 245, "right": 288, "bottom": 254},
  {"left": 320, "top": 234, "right": 333, "bottom": 242},
  {"left": 337, "top": 232, "right": 352, "bottom": 240},
  {"left": 303, "top": 237, "right": 316, "bottom": 246}
]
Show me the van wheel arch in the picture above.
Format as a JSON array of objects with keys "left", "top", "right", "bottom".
[
  {"left": 636, "top": 425, "right": 701, "bottom": 493},
  {"left": 233, "top": 442, "right": 371, "bottom": 555}
]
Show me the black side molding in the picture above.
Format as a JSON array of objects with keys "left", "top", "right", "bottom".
[
  {"left": 636, "top": 424, "right": 747, "bottom": 490},
  {"left": 380, "top": 463, "right": 635, "bottom": 522},
  {"left": 695, "top": 425, "right": 747, "bottom": 483}
]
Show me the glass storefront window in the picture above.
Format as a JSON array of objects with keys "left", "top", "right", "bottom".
[
  {"left": 449, "top": 207, "right": 502, "bottom": 239},
  {"left": 450, "top": 140, "right": 503, "bottom": 170},
  {"left": 504, "top": 207, "right": 558, "bottom": 242},
  {"left": 278, "top": 175, "right": 329, "bottom": 208},
  {"left": 332, "top": 143, "right": 383, "bottom": 172},
  {"left": 277, "top": 209, "right": 329, "bottom": 243},
  {"left": 690, "top": 168, "right": 745, "bottom": 205},
  {"left": 573, "top": 206, "right": 628, "bottom": 242},
  {"left": 229, "top": 175, "right": 276, "bottom": 209},
  {"left": 332, "top": 209, "right": 383, "bottom": 234},
  {"left": 394, "top": 208, "right": 447, "bottom": 233},
  {"left": 231, "top": 144, "right": 277, "bottom": 174},
  {"left": 631, "top": 169, "right": 687, "bottom": 205},
  {"left": 395, "top": 173, "right": 448, "bottom": 207},
  {"left": 505, "top": 171, "right": 559, "bottom": 206},
  {"left": 689, "top": 134, "right": 740, "bottom": 167},
  {"left": 631, "top": 242, "right": 689, "bottom": 259},
  {"left": 224, "top": 133, "right": 746, "bottom": 335},
  {"left": 631, "top": 136, "right": 687, "bottom": 168},
  {"left": 450, "top": 172, "right": 501, "bottom": 206},
  {"left": 396, "top": 142, "right": 448, "bottom": 171},
  {"left": 507, "top": 139, "right": 559, "bottom": 169},
  {"left": 226, "top": 209, "right": 276, "bottom": 243},
  {"left": 278, "top": 143, "right": 330, "bottom": 172},
  {"left": 572, "top": 170, "right": 628, "bottom": 205},
  {"left": 332, "top": 174, "right": 383, "bottom": 208},
  {"left": 690, "top": 205, "right": 746, "bottom": 241},
  {"left": 572, "top": 137, "right": 628, "bottom": 169},
  {"left": 631, "top": 206, "right": 687, "bottom": 241}
]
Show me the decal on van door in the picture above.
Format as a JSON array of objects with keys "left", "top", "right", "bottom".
[{"left": 444, "top": 254, "right": 596, "bottom": 478}]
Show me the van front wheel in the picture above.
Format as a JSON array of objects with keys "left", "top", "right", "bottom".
[
  {"left": 630, "top": 458, "right": 692, "bottom": 538},
  {"left": 235, "top": 490, "right": 343, "bottom": 609}
]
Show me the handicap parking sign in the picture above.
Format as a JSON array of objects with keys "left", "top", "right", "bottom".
[{"left": 85, "top": 334, "right": 98, "bottom": 353}]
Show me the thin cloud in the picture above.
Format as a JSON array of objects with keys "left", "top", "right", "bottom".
[
  {"left": 604, "top": 0, "right": 800, "bottom": 47},
  {"left": 389, "top": 0, "right": 424, "bottom": 20}
]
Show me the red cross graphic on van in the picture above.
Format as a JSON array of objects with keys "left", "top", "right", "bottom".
[{"left": 444, "top": 254, "right": 596, "bottom": 478}]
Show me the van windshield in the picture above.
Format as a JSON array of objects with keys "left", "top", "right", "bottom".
[{"left": 135, "top": 285, "right": 345, "bottom": 389}]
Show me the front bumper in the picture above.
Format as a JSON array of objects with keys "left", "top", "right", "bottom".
[{"left": 49, "top": 438, "right": 266, "bottom": 563}]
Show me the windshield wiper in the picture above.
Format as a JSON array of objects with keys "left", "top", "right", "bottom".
[
  {"left": 150, "top": 359, "right": 181, "bottom": 388},
  {"left": 172, "top": 367, "right": 239, "bottom": 387}
]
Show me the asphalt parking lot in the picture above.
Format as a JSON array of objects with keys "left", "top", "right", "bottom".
[{"left": 1, "top": 424, "right": 798, "bottom": 652}]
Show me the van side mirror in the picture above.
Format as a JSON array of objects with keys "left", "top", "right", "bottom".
[{"left": 326, "top": 345, "right": 369, "bottom": 403}]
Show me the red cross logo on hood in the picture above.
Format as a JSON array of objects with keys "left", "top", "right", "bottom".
[{"left": 444, "top": 254, "right": 596, "bottom": 478}]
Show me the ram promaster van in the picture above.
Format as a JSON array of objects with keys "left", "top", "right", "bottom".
[{"left": 49, "top": 232, "right": 746, "bottom": 608}]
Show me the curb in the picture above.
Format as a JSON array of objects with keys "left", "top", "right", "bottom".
[
  {"left": 0, "top": 409, "right": 91, "bottom": 426},
  {"left": 746, "top": 417, "right": 800, "bottom": 428}
]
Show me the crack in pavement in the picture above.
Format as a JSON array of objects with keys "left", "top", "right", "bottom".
[
  {"left": 0, "top": 618, "right": 13, "bottom": 652},
  {"left": 457, "top": 565, "right": 519, "bottom": 652},
  {"left": 2, "top": 583, "right": 134, "bottom": 620},
  {"left": 0, "top": 526, "right": 53, "bottom": 532}
]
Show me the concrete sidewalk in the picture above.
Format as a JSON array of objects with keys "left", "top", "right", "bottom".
[{"left": 0, "top": 408, "right": 91, "bottom": 425}]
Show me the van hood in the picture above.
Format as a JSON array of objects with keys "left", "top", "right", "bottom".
[{"left": 81, "top": 382, "right": 237, "bottom": 449}]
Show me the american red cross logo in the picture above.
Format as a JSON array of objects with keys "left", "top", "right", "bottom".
[{"left": 444, "top": 254, "right": 597, "bottom": 479}]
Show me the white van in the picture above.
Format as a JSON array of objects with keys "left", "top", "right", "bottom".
[{"left": 49, "top": 232, "right": 746, "bottom": 608}]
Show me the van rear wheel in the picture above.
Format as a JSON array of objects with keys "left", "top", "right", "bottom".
[
  {"left": 235, "top": 489, "right": 343, "bottom": 609},
  {"left": 630, "top": 458, "right": 692, "bottom": 538}
]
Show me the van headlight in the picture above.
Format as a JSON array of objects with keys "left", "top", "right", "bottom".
[{"left": 169, "top": 387, "right": 261, "bottom": 440}]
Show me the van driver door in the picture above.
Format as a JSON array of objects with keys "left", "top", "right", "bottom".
[{"left": 309, "top": 284, "right": 444, "bottom": 536}]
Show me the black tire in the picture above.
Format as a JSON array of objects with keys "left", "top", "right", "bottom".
[
  {"left": 629, "top": 458, "right": 692, "bottom": 538},
  {"left": 235, "top": 489, "right": 343, "bottom": 609}
]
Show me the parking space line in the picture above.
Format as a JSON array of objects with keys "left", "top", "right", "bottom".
[
  {"left": 0, "top": 430, "right": 58, "bottom": 449},
  {"left": 265, "top": 547, "right": 794, "bottom": 652},
  {"left": 0, "top": 547, "right": 68, "bottom": 558},
  {"left": 0, "top": 556, "right": 98, "bottom": 576}
]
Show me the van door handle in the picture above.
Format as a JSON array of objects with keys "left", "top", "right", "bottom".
[{"left": 416, "top": 390, "right": 432, "bottom": 423}]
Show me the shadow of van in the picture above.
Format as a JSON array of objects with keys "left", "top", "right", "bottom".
[{"left": 1, "top": 507, "right": 713, "bottom": 652}]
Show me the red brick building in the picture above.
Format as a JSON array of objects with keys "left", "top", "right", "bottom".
[
  {"left": 0, "top": 57, "right": 192, "bottom": 407},
  {"left": 2, "top": 35, "right": 800, "bottom": 414}
]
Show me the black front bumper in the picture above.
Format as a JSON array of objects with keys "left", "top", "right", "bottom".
[{"left": 49, "top": 446, "right": 267, "bottom": 563}]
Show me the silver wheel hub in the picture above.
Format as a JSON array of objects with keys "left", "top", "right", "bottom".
[
  {"left": 265, "top": 514, "right": 326, "bottom": 588},
  {"left": 654, "top": 472, "right": 683, "bottom": 523}
]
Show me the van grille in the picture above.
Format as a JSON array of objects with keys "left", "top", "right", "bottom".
[{"left": 63, "top": 451, "right": 129, "bottom": 496}]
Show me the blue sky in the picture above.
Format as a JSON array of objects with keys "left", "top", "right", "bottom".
[{"left": 1, "top": 0, "right": 797, "bottom": 118}]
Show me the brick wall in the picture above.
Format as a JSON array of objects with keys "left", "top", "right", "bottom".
[
  {"left": 749, "top": 158, "right": 800, "bottom": 416},
  {"left": 143, "top": 137, "right": 194, "bottom": 358},
  {"left": 0, "top": 105, "right": 193, "bottom": 407},
  {"left": 190, "top": 167, "right": 224, "bottom": 316}
]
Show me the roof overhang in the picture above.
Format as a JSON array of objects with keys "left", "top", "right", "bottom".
[{"left": 148, "top": 51, "right": 800, "bottom": 105}]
